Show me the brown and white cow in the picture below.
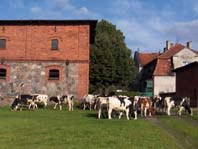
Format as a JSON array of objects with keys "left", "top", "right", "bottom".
[{"left": 135, "top": 96, "right": 153, "bottom": 117}]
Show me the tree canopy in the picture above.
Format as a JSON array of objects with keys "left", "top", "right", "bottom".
[{"left": 90, "top": 20, "right": 136, "bottom": 94}]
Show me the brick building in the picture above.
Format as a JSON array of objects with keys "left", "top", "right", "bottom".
[
  {"left": 134, "top": 40, "right": 198, "bottom": 97},
  {"left": 0, "top": 20, "right": 97, "bottom": 100}
]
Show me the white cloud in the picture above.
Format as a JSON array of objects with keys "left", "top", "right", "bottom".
[
  {"left": 167, "top": 20, "right": 198, "bottom": 48},
  {"left": 31, "top": 6, "right": 42, "bottom": 13},
  {"left": 76, "top": 7, "right": 89, "bottom": 15}
]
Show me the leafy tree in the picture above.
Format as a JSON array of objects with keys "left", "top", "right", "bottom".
[{"left": 90, "top": 20, "right": 136, "bottom": 94}]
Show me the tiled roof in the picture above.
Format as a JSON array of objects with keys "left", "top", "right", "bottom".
[
  {"left": 137, "top": 53, "right": 159, "bottom": 66},
  {"left": 153, "top": 58, "right": 172, "bottom": 76},
  {"left": 158, "top": 44, "right": 185, "bottom": 58}
]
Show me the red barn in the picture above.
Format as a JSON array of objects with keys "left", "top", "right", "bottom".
[
  {"left": 0, "top": 20, "right": 97, "bottom": 100},
  {"left": 174, "top": 62, "right": 198, "bottom": 107}
]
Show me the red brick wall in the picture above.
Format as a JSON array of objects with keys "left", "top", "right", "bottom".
[
  {"left": 0, "top": 24, "right": 90, "bottom": 99},
  {"left": 0, "top": 25, "right": 90, "bottom": 61}
]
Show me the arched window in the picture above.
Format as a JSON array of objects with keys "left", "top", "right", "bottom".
[
  {"left": 49, "top": 69, "right": 59, "bottom": 80},
  {"left": 51, "top": 39, "right": 58, "bottom": 50},
  {"left": 0, "top": 68, "right": 6, "bottom": 79}
]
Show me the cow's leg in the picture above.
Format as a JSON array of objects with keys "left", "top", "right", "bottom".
[
  {"left": 54, "top": 103, "right": 58, "bottom": 109},
  {"left": 167, "top": 106, "right": 171, "bottom": 116},
  {"left": 190, "top": 108, "right": 193, "bottom": 116},
  {"left": 178, "top": 106, "right": 185, "bottom": 116},
  {"left": 141, "top": 104, "right": 144, "bottom": 117},
  {"left": 119, "top": 112, "right": 123, "bottom": 119},
  {"left": 126, "top": 109, "right": 130, "bottom": 120},
  {"left": 144, "top": 107, "right": 147, "bottom": 117},
  {"left": 72, "top": 102, "right": 74, "bottom": 111},
  {"left": 98, "top": 107, "right": 101, "bottom": 119},
  {"left": 108, "top": 108, "right": 112, "bottom": 119},
  {"left": 83, "top": 103, "right": 86, "bottom": 110},
  {"left": 68, "top": 103, "right": 71, "bottom": 111},
  {"left": 59, "top": 103, "right": 62, "bottom": 111},
  {"left": 134, "top": 110, "right": 137, "bottom": 120},
  {"left": 28, "top": 103, "right": 32, "bottom": 109},
  {"left": 44, "top": 102, "right": 47, "bottom": 108},
  {"left": 89, "top": 102, "right": 92, "bottom": 111}
]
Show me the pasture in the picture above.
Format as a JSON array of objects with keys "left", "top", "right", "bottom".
[{"left": 0, "top": 107, "right": 197, "bottom": 149}]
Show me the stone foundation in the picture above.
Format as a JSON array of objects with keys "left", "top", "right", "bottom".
[{"left": 0, "top": 61, "right": 78, "bottom": 98}]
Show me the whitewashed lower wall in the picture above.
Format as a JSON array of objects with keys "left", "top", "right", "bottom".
[{"left": 154, "top": 76, "right": 175, "bottom": 96}]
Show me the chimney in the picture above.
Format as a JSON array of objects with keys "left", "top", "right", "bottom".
[
  {"left": 187, "top": 41, "right": 192, "bottom": 49},
  {"left": 165, "top": 40, "right": 171, "bottom": 52}
]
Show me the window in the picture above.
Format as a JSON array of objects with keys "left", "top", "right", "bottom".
[
  {"left": 51, "top": 39, "right": 58, "bottom": 50},
  {"left": 183, "top": 61, "right": 190, "bottom": 66},
  {"left": 49, "top": 69, "right": 59, "bottom": 80},
  {"left": 0, "top": 39, "right": 6, "bottom": 49},
  {"left": 0, "top": 68, "right": 6, "bottom": 79}
]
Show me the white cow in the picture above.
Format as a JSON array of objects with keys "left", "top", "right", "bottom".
[
  {"left": 82, "top": 94, "right": 97, "bottom": 110},
  {"left": 107, "top": 96, "right": 134, "bottom": 120},
  {"left": 64, "top": 94, "right": 74, "bottom": 111},
  {"left": 96, "top": 96, "right": 108, "bottom": 119},
  {"left": 34, "top": 94, "right": 48, "bottom": 108},
  {"left": 49, "top": 95, "right": 74, "bottom": 111}
]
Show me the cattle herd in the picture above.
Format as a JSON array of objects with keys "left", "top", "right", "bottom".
[{"left": 9, "top": 93, "right": 193, "bottom": 120}]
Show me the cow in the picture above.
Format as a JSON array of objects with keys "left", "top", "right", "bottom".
[
  {"left": 165, "top": 96, "right": 193, "bottom": 116},
  {"left": 34, "top": 94, "right": 48, "bottom": 108},
  {"left": 64, "top": 94, "right": 74, "bottom": 111},
  {"left": 136, "top": 96, "right": 153, "bottom": 117},
  {"left": 107, "top": 96, "right": 135, "bottom": 120},
  {"left": 152, "top": 96, "right": 166, "bottom": 113},
  {"left": 49, "top": 95, "right": 74, "bottom": 111},
  {"left": 96, "top": 96, "right": 108, "bottom": 119},
  {"left": 81, "top": 94, "right": 98, "bottom": 110},
  {"left": 11, "top": 94, "right": 38, "bottom": 111}
]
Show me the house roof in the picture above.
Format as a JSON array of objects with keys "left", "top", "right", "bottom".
[
  {"left": 153, "top": 58, "right": 172, "bottom": 76},
  {"left": 0, "top": 20, "right": 98, "bottom": 44},
  {"left": 137, "top": 52, "right": 159, "bottom": 66},
  {"left": 158, "top": 44, "right": 185, "bottom": 58}
]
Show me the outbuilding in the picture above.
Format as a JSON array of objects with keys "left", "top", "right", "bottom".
[{"left": 173, "top": 62, "right": 198, "bottom": 107}]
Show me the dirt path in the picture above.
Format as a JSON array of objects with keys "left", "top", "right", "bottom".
[{"left": 147, "top": 117, "right": 185, "bottom": 149}]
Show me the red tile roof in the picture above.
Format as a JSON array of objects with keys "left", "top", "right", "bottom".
[
  {"left": 138, "top": 53, "right": 159, "bottom": 66},
  {"left": 153, "top": 58, "right": 172, "bottom": 76},
  {"left": 158, "top": 44, "right": 185, "bottom": 58}
]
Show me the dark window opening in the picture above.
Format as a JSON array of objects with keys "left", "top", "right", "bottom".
[
  {"left": 51, "top": 39, "right": 58, "bottom": 50},
  {"left": 49, "top": 69, "right": 59, "bottom": 80},
  {"left": 0, "top": 39, "right": 6, "bottom": 49},
  {"left": 0, "top": 68, "right": 6, "bottom": 79}
]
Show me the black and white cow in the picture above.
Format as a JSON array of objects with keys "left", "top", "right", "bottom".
[
  {"left": 152, "top": 96, "right": 167, "bottom": 113},
  {"left": 82, "top": 94, "right": 98, "bottom": 110},
  {"left": 107, "top": 96, "right": 136, "bottom": 120},
  {"left": 49, "top": 95, "right": 74, "bottom": 111},
  {"left": 34, "top": 94, "right": 49, "bottom": 108},
  {"left": 11, "top": 94, "right": 38, "bottom": 111},
  {"left": 165, "top": 96, "right": 193, "bottom": 116}
]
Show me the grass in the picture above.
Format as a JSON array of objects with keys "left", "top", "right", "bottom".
[{"left": 0, "top": 107, "right": 197, "bottom": 149}]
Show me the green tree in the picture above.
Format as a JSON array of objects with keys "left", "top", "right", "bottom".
[{"left": 90, "top": 20, "right": 136, "bottom": 94}]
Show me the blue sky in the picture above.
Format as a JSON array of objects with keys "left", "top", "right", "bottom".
[{"left": 1, "top": 0, "right": 198, "bottom": 53}]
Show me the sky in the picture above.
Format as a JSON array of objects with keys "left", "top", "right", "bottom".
[{"left": 0, "top": 0, "right": 198, "bottom": 53}]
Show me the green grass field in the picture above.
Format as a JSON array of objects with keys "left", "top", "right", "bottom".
[{"left": 0, "top": 107, "right": 197, "bottom": 149}]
